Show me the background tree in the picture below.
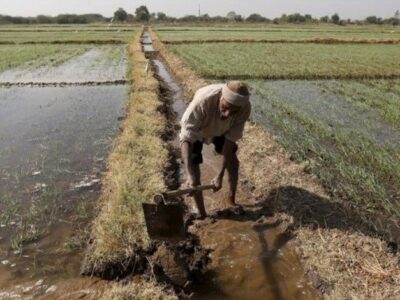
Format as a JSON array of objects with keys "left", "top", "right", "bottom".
[
  {"left": 157, "top": 12, "right": 167, "bottom": 21},
  {"left": 113, "top": 8, "right": 128, "bottom": 22},
  {"left": 36, "top": 15, "right": 54, "bottom": 24},
  {"left": 331, "top": 13, "right": 340, "bottom": 24},
  {"left": 135, "top": 5, "right": 150, "bottom": 22},
  {"left": 226, "top": 11, "right": 237, "bottom": 22},
  {"left": 395, "top": 10, "right": 400, "bottom": 20},
  {"left": 280, "top": 14, "right": 288, "bottom": 23},
  {"left": 365, "top": 15, "right": 383, "bottom": 24},
  {"left": 320, "top": 16, "right": 329, "bottom": 23},
  {"left": 234, "top": 14, "right": 243, "bottom": 22},
  {"left": 246, "top": 13, "right": 266, "bottom": 23},
  {"left": 199, "top": 14, "right": 211, "bottom": 22},
  {"left": 127, "top": 14, "right": 135, "bottom": 22}
]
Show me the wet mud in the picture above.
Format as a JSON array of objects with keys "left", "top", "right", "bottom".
[
  {"left": 0, "top": 46, "right": 127, "bottom": 84},
  {"left": 152, "top": 57, "right": 318, "bottom": 299},
  {"left": 0, "top": 85, "right": 125, "bottom": 297}
]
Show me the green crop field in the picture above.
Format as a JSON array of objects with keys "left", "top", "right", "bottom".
[
  {"left": 157, "top": 27, "right": 400, "bottom": 42},
  {"left": 0, "top": 24, "right": 136, "bottom": 31},
  {"left": 168, "top": 43, "right": 400, "bottom": 79},
  {"left": 0, "top": 44, "right": 93, "bottom": 72},
  {"left": 249, "top": 79, "right": 400, "bottom": 233},
  {"left": 315, "top": 80, "right": 400, "bottom": 125},
  {"left": 0, "top": 30, "right": 135, "bottom": 44}
]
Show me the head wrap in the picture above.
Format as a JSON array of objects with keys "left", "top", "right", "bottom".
[{"left": 222, "top": 84, "right": 250, "bottom": 107}]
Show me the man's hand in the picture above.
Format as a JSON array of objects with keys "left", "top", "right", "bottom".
[
  {"left": 184, "top": 174, "right": 198, "bottom": 196},
  {"left": 185, "top": 174, "right": 196, "bottom": 189},
  {"left": 211, "top": 174, "right": 223, "bottom": 192}
]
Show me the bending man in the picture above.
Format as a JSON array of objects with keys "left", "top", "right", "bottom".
[{"left": 180, "top": 81, "right": 251, "bottom": 218}]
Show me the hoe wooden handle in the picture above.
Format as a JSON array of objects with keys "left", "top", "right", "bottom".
[{"left": 163, "top": 184, "right": 216, "bottom": 198}]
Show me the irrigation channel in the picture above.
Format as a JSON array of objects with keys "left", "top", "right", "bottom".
[
  {"left": 145, "top": 31, "right": 318, "bottom": 299},
  {"left": 0, "top": 47, "right": 126, "bottom": 298}
]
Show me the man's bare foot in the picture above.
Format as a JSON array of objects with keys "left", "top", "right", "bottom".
[{"left": 224, "top": 195, "right": 238, "bottom": 208}]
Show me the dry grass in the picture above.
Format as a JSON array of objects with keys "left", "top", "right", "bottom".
[
  {"left": 96, "top": 279, "right": 177, "bottom": 300},
  {"left": 151, "top": 28, "right": 400, "bottom": 299},
  {"left": 82, "top": 29, "right": 168, "bottom": 275}
]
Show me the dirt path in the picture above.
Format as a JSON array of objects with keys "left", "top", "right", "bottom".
[{"left": 153, "top": 58, "right": 318, "bottom": 299}]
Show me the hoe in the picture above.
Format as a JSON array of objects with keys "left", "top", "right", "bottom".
[{"left": 142, "top": 184, "right": 215, "bottom": 241}]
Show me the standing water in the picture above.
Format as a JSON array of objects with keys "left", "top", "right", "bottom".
[{"left": 0, "top": 48, "right": 126, "bottom": 298}]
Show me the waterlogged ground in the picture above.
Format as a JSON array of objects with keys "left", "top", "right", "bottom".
[
  {"left": 0, "top": 43, "right": 127, "bottom": 297},
  {"left": 0, "top": 45, "right": 91, "bottom": 74},
  {"left": 250, "top": 80, "right": 400, "bottom": 148},
  {"left": 249, "top": 80, "right": 400, "bottom": 239},
  {"left": 0, "top": 86, "right": 125, "bottom": 292},
  {"left": 0, "top": 46, "right": 127, "bottom": 83}
]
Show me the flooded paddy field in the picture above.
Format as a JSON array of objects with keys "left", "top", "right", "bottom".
[
  {"left": 0, "top": 36, "right": 128, "bottom": 297},
  {"left": 0, "top": 45, "right": 91, "bottom": 74},
  {"left": 0, "top": 46, "right": 127, "bottom": 83},
  {"left": 0, "top": 85, "right": 126, "bottom": 292},
  {"left": 0, "top": 27, "right": 136, "bottom": 44},
  {"left": 249, "top": 79, "right": 400, "bottom": 240}
]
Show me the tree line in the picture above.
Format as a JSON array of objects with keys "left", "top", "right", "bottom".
[{"left": 1, "top": 6, "right": 399, "bottom": 26}]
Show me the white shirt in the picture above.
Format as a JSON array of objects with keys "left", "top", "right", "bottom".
[{"left": 179, "top": 84, "right": 251, "bottom": 144}]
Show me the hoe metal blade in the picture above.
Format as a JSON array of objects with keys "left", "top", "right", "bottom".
[{"left": 142, "top": 202, "right": 186, "bottom": 241}]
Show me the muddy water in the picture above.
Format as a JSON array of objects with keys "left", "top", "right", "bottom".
[
  {"left": 152, "top": 59, "right": 317, "bottom": 299},
  {"left": 0, "top": 46, "right": 127, "bottom": 83},
  {"left": 0, "top": 86, "right": 125, "bottom": 296}
]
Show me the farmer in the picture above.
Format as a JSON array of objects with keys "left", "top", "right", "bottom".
[{"left": 180, "top": 81, "right": 251, "bottom": 218}]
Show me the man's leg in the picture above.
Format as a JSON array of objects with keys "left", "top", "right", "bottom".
[
  {"left": 225, "top": 150, "right": 239, "bottom": 207},
  {"left": 183, "top": 140, "right": 207, "bottom": 218},
  {"left": 191, "top": 163, "right": 207, "bottom": 218},
  {"left": 212, "top": 136, "right": 240, "bottom": 208}
]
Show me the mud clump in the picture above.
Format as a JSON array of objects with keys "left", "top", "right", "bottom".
[
  {"left": 151, "top": 238, "right": 210, "bottom": 289},
  {"left": 80, "top": 250, "right": 148, "bottom": 280},
  {"left": 81, "top": 237, "right": 210, "bottom": 294}
]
